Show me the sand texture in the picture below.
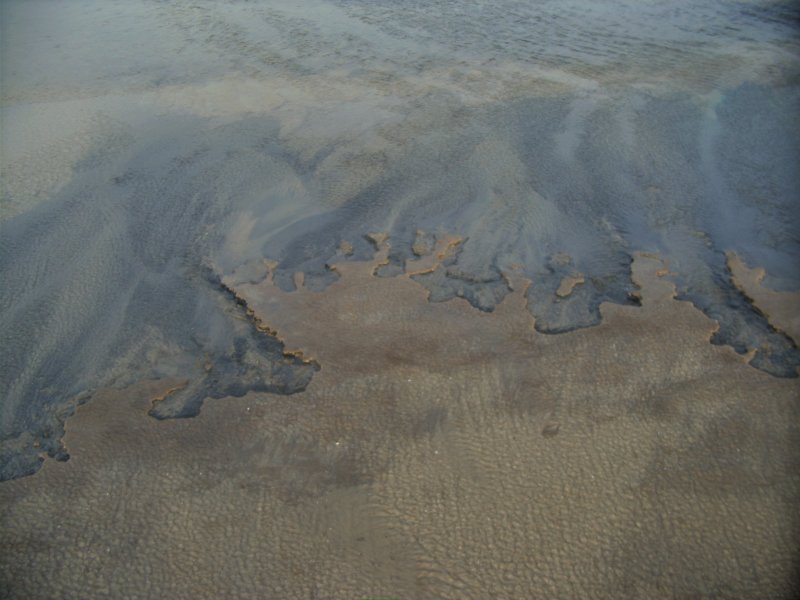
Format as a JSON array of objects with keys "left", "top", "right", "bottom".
[
  {"left": 2, "top": 2, "right": 799, "bottom": 597},
  {"left": 2, "top": 249, "right": 798, "bottom": 599}
]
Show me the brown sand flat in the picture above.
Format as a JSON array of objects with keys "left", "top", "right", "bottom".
[{"left": 1, "top": 248, "right": 798, "bottom": 599}]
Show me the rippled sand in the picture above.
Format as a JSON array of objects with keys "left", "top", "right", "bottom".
[
  {"left": 2, "top": 248, "right": 798, "bottom": 598},
  {"left": 1, "top": 1, "right": 799, "bottom": 597}
]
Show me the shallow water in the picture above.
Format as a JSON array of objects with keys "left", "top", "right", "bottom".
[{"left": 0, "top": 1, "right": 799, "bottom": 595}]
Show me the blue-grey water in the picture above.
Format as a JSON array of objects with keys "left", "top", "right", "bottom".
[{"left": 1, "top": 0, "right": 799, "bottom": 479}]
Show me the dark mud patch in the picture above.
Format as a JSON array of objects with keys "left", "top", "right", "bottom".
[
  {"left": 148, "top": 268, "right": 320, "bottom": 419},
  {"left": 0, "top": 263, "right": 322, "bottom": 480},
  {"left": 0, "top": 391, "right": 89, "bottom": 481},
  {"left": 410, "top": 240, "right": 512, "bottom": 312},
  {"left": 673, "top": 267, "right": 800, "bottom": 378},
  {"left": 526, "top": 252, "right": 641, "bottom": 334}
]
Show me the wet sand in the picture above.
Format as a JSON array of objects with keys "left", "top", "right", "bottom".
[
  {"left": 2, "top": 1, "right": 800, "bottom": 597},
  {"left": 1, "top": 249, "right": 798, "bottom": 598},
  {"left": 3, "top": 0, "right": 800, "bottom": 476}
]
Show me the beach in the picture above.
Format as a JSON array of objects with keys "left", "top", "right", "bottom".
[{"left": 1, "top": 1, "right": 799, "bottom": 597}]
